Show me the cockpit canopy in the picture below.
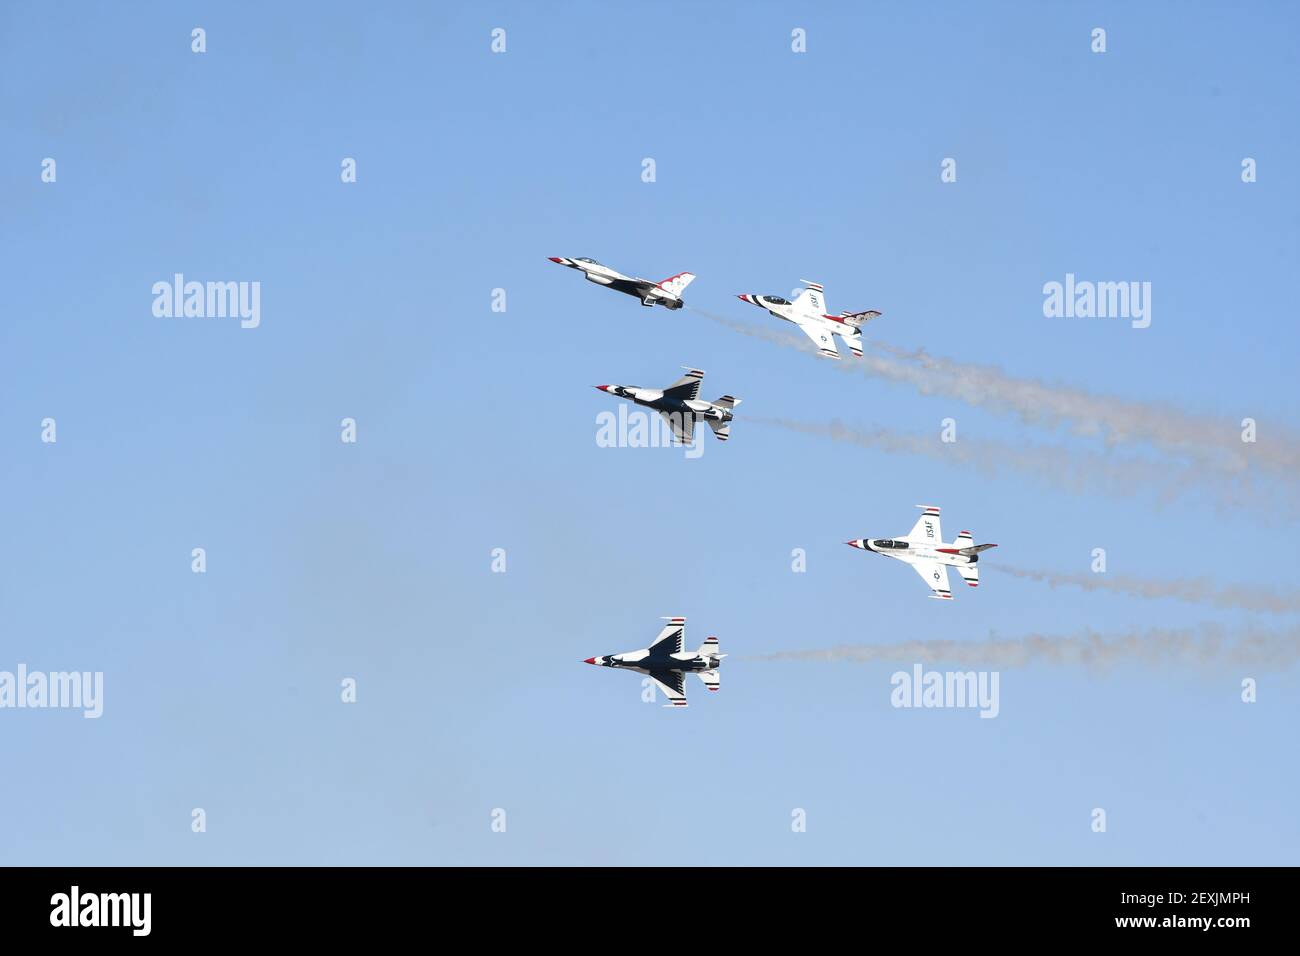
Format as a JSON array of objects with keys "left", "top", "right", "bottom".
[
  {"left": 872, "top": 539, "right": 909, "bottom": 550},
  {"left": 576, "top": 257, "right": 601, "bottom": 265},
  {"left": 764, "top": 295, "right": 790, "bottom": 305}
]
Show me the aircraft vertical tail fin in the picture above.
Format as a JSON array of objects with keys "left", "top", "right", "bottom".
[
  {"left": 658, "top": 272, "right": 696, "bottom": 298},
  {"left": 839, "top": 309, "right": 882, "bottom": 328},
  {"left": 954, "top": 531, "right": 998, "bottom": 557}
]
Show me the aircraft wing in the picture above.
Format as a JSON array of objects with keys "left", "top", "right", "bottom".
[
  {"left": 648, "top": 617, "right": 685, "bottom": 655},
  {"left": 662, "top": 367, "right": 704, "bottom": 401},
  {"left": 794, "top": 319, "right": 842, "bottom": 359},
  {"left": 658, "top": 409, "right": 697, "bottom": 445},
  {"left": 550, "top": 257, "right": 629, "bottom": 281},
  {"left": 905, "top": 506, "right": 942, "bottom": 545},
  {"left": 624, "top": 276, "right": 659, "bottom": 293},
  {"left": 910, "top": 559, "right": 953, "bottom": 600},
  {"left": 648, "top": 669, "right": 688, "bottom": 707}
]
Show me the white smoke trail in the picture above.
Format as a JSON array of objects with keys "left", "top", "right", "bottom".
[
  {"left": 746, "top": 623, "right": 1300, "bottom": 671},
  {"left": 998, "top": 564, "right": 1300, "bottom": 614},
  {"left": 747, "top": 415, "right": 1272, "bottom": 514},
  {"left": 690, "top": 307, "right": 1294, "bottom": 477}
]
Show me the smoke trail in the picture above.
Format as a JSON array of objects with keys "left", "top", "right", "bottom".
[
  {"left": 746, "top": 623, "right": 1300, "bottom": 671},
  {"left": 690, "top": 307, "right": 1295, "bottom": 476},
  {"left": 748, "top": 415, "right": 1272, "bottom": 514},
  {"left": 689, "top": 306, "right": 821, "bottom": 355},
  {"left": 870, "top": 342, "right": 1285, "bottom": 474},
  {"left": 998, "top": 564, "right": 1300, "bottom": 614}
]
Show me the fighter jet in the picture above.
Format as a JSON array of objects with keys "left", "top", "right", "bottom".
[
  {"left": 846, "top": 505, "right": 997, "bottom": 600},
  {"left": 737, "top": 279, "right": 881, "bottom": 359},
  {"left": 549, "top": 256, "right": 696, "bottom": 310},
  {"left": 595, "top": 367, "right": 740, "bottom": 444},
  {"left": 584, "top": 616, "right": 725, "bottom": 707}
]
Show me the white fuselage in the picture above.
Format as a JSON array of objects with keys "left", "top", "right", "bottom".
[
  {"left": 737, "top": 293, "right": 860, "bottom": 356},
  {"left": 576, "top": 260, "right": 631, "bottom": 285},
  {"left": 859, "top": 537, "right": 977, "bottom": 569},
  {"left": 754, "top": 297, "right": 848, "bottom": 334},
  {"left": 550, "top": 256, "right": 685, "bottom": 308}
]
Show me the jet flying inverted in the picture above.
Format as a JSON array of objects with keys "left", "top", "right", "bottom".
[
  {"left": 549, "top": 256, "right": 696, "bottom": 310},
  {"left": 737, "top": 279, "right": 881, "bottom": 359},
  {"left": 846, "top": 505, "right": 997, "bottom": 600},
  {"left": 584, "top": 616, "right": 725, "bottom": 707},
  {"left": 595, "top": 367, "right": 740, "bottom": 444}
]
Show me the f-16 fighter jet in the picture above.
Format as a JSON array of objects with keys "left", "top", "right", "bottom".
[
  {"left": 846, "top": 505, "right": 997, "bottom": 600},
  {"left": 595, "top": 367, "right": 740, "bottom": 444},
  {"left": 549, "top": 256, "right": 696, "bottom": 310},
  {"left": 737, "top": 279, "right": 881, "bottom": 359},
  {"left": 584, "top": 617, "right": 725, "bottom": 707}
]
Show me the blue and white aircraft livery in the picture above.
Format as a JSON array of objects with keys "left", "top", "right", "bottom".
[
  {"left": 584, "top": 617, "right": 726, "bottom": 708},
  {"left": 595, "top": 367, "right": 740, "bottom": 444}
]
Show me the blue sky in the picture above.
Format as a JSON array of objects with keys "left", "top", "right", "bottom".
[{"left": 2, "top": 1, "right": 1297, "bottom": 865}]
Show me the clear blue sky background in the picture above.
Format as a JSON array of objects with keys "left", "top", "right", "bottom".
[{"left": 2, "top": 2, "right": 1297, "bottom": 865}]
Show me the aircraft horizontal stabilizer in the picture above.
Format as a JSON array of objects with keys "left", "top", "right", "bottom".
[{"left": 694, "top": 669, "right": 721, "bottom": 692}]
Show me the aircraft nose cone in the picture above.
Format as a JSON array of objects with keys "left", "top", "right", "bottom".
[
  {"left": 736, "top": 294, "right": 750, "bottom": 303},
  {"left": 548, "top": 257, "right": 564, "bottom": 263},
  {"left": 583, "top": 657, "right": 597, "bottom": 665},
  {"left": 594, "top": 385, "right": 610, "bottom": 392},
  {"left": 846, "top": 540, "right": 864, "bottom": 549}
]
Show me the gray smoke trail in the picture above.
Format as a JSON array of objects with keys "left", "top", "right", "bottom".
[
  {"left": 690, "top": 307, "right": 1294, "bottom": 476},
  {"left": 870, "top": 342, "right": 1284, "bottom": 474},
  {"left": 748, "top": 415, "right": 1272, "bottom": 514},
  {"left": 746, "top": 623, "right": 1300, "bottom": 671},
  {"left": 998, "top": 564, "right": 1300, "bottom": 614},
  {"left": 689, "top": 306, "right": 821, "bottom": 355}
]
